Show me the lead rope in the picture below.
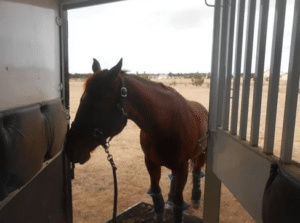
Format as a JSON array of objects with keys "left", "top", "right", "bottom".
[
  {"left": 199, "top": 132, "right": 209, "bottom": 154},
  {"left": 103, "top": 143, "right": 118, "bottom": 223}
]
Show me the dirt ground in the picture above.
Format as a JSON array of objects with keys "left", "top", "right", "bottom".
[{"left": 69, "top": 77, "right": 299, "bottom": 223}]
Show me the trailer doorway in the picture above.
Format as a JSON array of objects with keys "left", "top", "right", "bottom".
[
  {"left": 63, "top": 0, "right": 214, "bottom": 222},
  {"left": 62, "top": 1, "right": 258, "bottom": 222}
]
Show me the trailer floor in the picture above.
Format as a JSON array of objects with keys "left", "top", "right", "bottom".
[{"left": 106, "top": 202, "right": 202, "bottom": 223}]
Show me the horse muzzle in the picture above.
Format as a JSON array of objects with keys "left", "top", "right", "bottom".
[{"left": 78, "top": 152, "right": 91, "bottom": 164}]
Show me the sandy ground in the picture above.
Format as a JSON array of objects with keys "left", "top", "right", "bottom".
[{"left": 69, "top": 77, "right": 300, "bottom": 223}]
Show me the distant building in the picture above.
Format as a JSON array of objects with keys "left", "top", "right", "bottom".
[{"left": 263, "top": 68, "right": 288, "bottom": 80}]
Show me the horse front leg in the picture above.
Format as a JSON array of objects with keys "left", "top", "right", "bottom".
[
  {"left": 172, "top": 162, "right": 189, "bottom": 223},
  {"left": 145, "top": 157, "right": 165, "bottom": 222},
  {"left": 191, "top": 152, "right": 206, "bottom": 209}
]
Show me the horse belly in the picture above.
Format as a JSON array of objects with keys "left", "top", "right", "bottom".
[{"left": 140, "top": 131, "right": 181, "bottom": 168}]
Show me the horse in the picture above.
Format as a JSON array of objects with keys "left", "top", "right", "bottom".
[{"left": 65, "top": 58, "right": 209, "bottom": 223}]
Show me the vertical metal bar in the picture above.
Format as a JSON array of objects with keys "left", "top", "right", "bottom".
[
  {"left": 230, "top": 0, "right": 246, "bottom": 135},
  {"left": 208, "top": 2, "right": 221, "bottom": 131},
  {"left": 281, "top": 0, "right": 300, "bottom": 163},
  {"left": 264, "top": 0, "right": 286, "bottom": 153},
  {"left": 222, "top": 0, "right": 236, "bottom": 130},
  {"left": 59, "top": 17, "right": 66, "bottom": 107},
  {"left": 203, "top": 1, "right": 222, "bottom": 222},
  {"left": 250, "top": 0, "right": 270, "bottom": 146},
  {"left": 217, "top": 0, "right": 229, "bottom": 127},
  {"left": 60, "top": 7, "right": 73, "bottom": 223},
  {"left": 61, "top": 9, "right": 70, "bottom": 115},
  {"left": 61, "top": 7, "right": 75, "bottom": 181},
  {"left": 239, "top": 0, "right": 257, "bottom": 140}
]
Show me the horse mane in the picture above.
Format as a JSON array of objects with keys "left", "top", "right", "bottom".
[
  {"left": 84, "top": 70, "right": 172, "bottom": 94},
  {"left": 129, "top": 74, "right": 172, "bottom": 91},
  {"left": 84, "top": 70, "right": 128, "bottom": 93},
  {"left": 84, "top": 74, "right": 97, "bottom": 92}
]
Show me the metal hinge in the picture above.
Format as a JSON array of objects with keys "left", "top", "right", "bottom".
[
  {"left": 58, "top": 83, "right": 64, "bottom": 91},
  {"left": 204, "top": 0, "right": 215, "bottom": 7},
  {"left": 56, "top": 17, "right": 62, "bottom": 26}
]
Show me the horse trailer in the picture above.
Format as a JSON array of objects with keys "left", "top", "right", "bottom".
[{"left": 1, "top": 0, "right": 300, "bottom": 222}]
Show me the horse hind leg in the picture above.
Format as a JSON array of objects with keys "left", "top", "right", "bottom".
[
  {"left": 166, "top": 173, "right": 188, "bottom": 210},
  {"left": 191, "top": 152, "right": 206, "bottom": 209},
  {"left": 145, "top": 158, "right": 165, "bottom": 222},
  {"left": 166, "top": 173, "right": 175, "bottom": 208}
]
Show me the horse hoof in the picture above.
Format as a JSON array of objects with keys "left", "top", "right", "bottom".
[
  {"left": 191, "top": 200, "right": 201, "bottom": 209},
  {"left": 165, "top": 201, "right": 189, "bottom": 211},
  {"left": 182, "top": 201, "right": 189, "bottom": 210},
  {"left": 155, "top": 209, "right": 165, "bottom": 223},
  {"left": 165, "top": 202, "right": 173, "bottom": 210}
]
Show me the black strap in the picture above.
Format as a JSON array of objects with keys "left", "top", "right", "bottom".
[{"left": 119, "top": 78, "right": 127, "bottom": 109}]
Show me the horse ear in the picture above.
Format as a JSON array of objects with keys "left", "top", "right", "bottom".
[
  {"left": 92, "top": 58, "right": 101, "bottom": 73},
  {"left": 109, "top": 58, "right": 123, "bottom": 80}
]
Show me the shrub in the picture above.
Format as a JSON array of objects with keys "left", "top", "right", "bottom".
[
  {"left": 169, "top": 81, "right": 177, "bottom": 86},
  {"left": 191, "top": 73, "right": 206, "bottom": 86},
  {"left": 139, "top": 74, "right": 150, "bottom": 81}
]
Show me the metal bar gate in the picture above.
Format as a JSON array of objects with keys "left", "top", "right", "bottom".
[{"left": 203, "top": 0, "right": 300, "bottom": 222}]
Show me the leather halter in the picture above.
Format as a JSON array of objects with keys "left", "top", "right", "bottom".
[
  {"left": 118, "top": 78, "right": 128, "bottom": 116},
  {"left": 92, "top": 78, "right": 128, "bottom": 146}
]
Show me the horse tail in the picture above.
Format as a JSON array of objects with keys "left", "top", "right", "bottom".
[
  {"left": 189, "top": 150, "right": 207, "bottom": 174},
  {"left": 189, "top": 157, "right": 196, "bottom": 172}
]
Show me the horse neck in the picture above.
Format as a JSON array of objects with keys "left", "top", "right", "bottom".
[{"left": 123, "top": 74, "right": 166, "bottom": 135}]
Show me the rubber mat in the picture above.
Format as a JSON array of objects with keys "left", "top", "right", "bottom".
[{"left": 106, "top": 202, "right": 203, "bottom": 223}]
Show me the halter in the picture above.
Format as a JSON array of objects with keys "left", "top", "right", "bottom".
[
  {"left": 92, "top": 77, "right": 128, "bottom": 147},
  {"left": 118, "top": 78, "right": 128, "bottom": 116},
  {"left": 91, "top": 78, "right": 127, "bottom": 223}
]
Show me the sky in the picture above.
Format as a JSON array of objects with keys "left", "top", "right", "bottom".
[
  {"left": 68, "top": 0, "right": 214, "bottom": 74},
  {"left": 68, "top": 0, "right": 295, "bottom": 75}
]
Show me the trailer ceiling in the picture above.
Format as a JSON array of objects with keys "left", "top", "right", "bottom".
[{"left": 62, "top": 0, "right": 123, "bottom": 10}]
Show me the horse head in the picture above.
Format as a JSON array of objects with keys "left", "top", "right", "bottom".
[{"left": 65, "top": 58, "right": 128, "bottom": 164}]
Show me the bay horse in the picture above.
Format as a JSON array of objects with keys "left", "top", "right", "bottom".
[{"left": 65, "top": 59, "right": 208, "bottom": 223}]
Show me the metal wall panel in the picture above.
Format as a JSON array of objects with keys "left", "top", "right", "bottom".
[
  {"left": 213, "top": 129, "right": 271, "bottom": 222},
  {"left": 0, "top": 0, "right": 61, "bottom": 111},
  {"left": 0, "top": 152, "right": 72, "bottom": 223}
]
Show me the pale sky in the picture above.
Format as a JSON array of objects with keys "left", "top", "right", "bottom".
[
  {"left": 68, "top": 0, "right": 214, "bottom": 74},
  {"left": 68, "top": 0, "right": 295, "bottom": 75}
]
